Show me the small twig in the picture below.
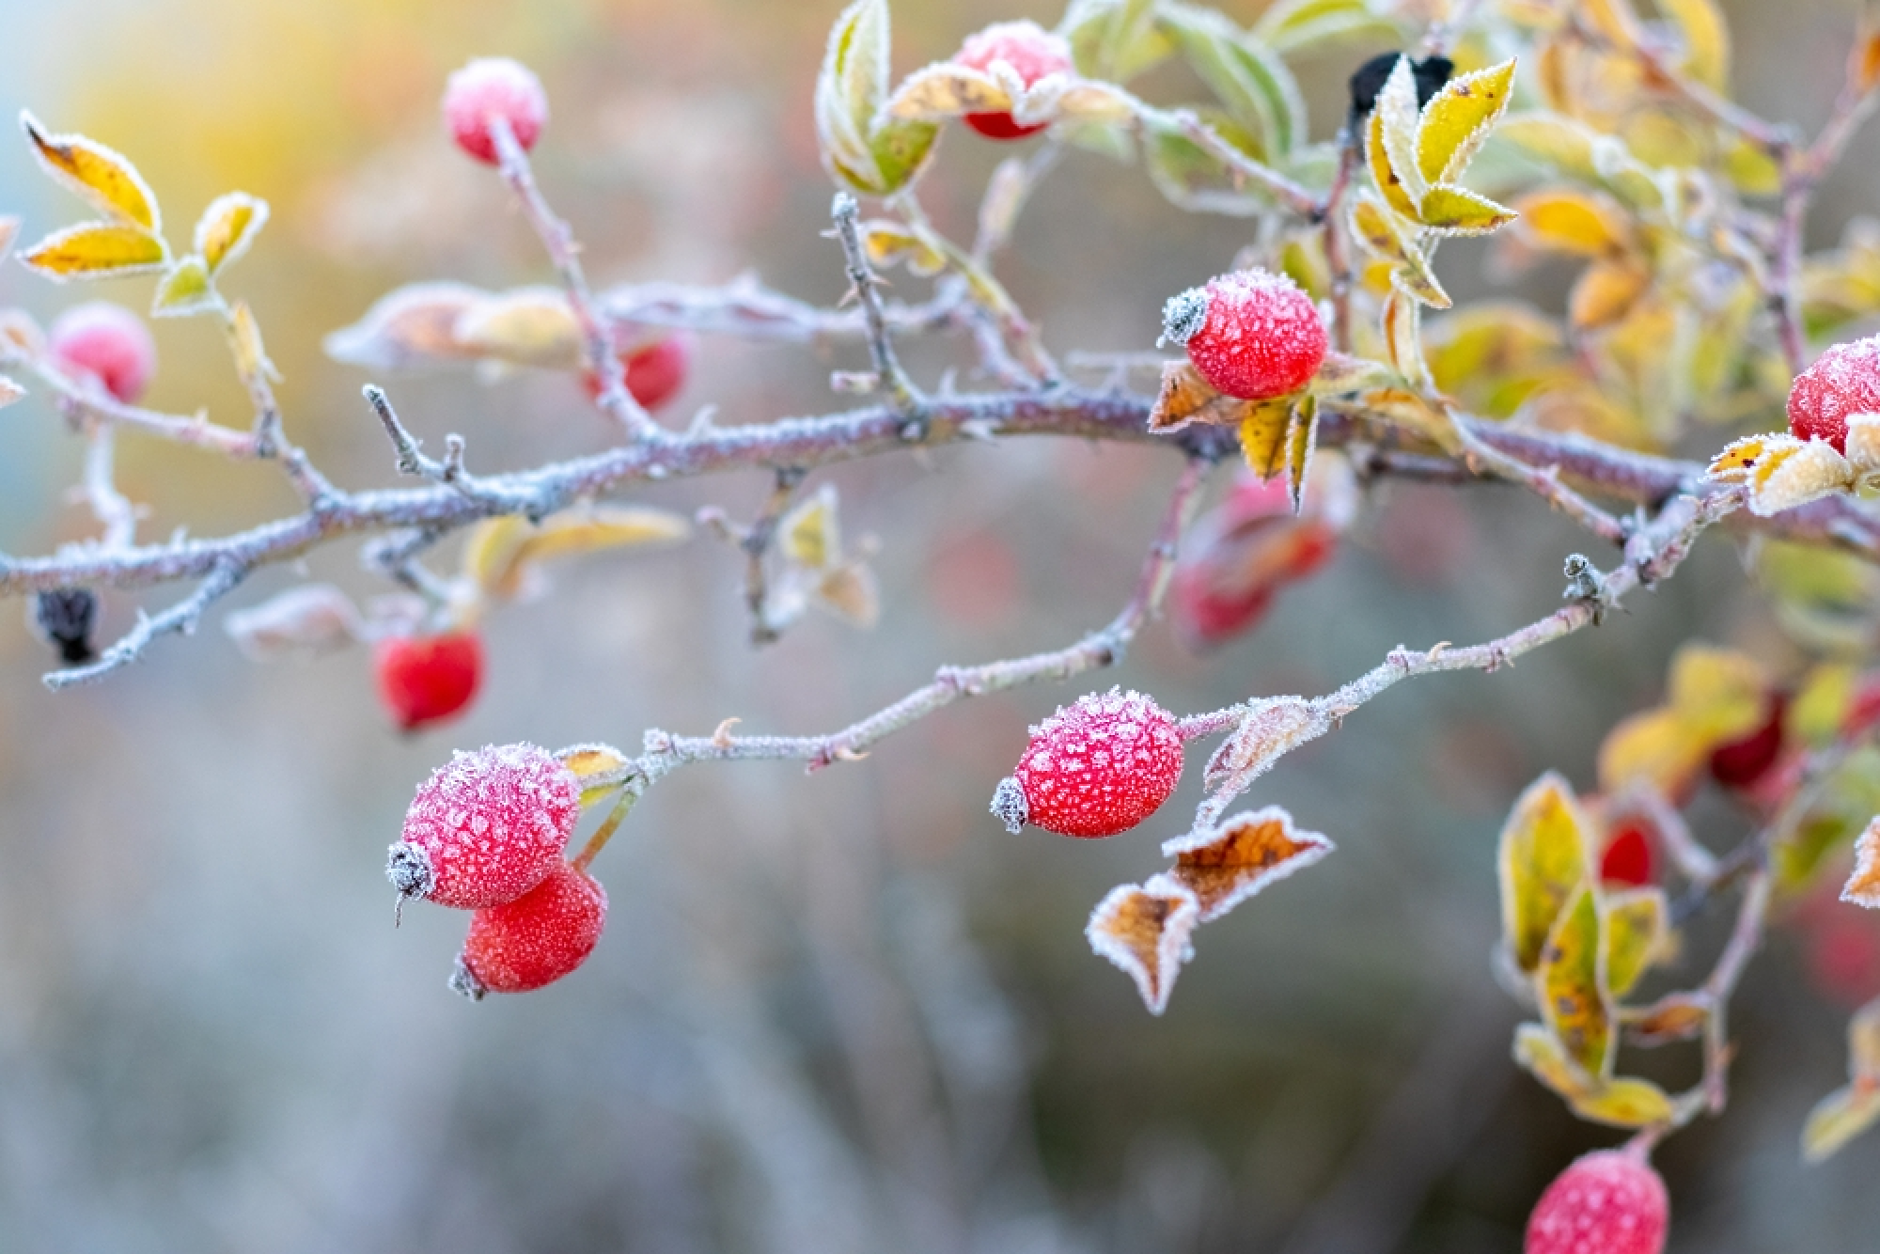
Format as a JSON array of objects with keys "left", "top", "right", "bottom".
[
  {"left": 1321, "top": 138, "right": 1360, "bottom": 352},
  {"left": 361, "top": 384, "right": 536, "bottom": 516},
  {"left": 740, "top": 467, "right": 807, "bottom": 646},
  {"left": 79, "top": 421, "right": 138, "bottom": 552},
  {"left": 830, "top": 192, "right": 923, "bottom": 421},
  {"left": 487, "top": 114, "right": 660, "bottom": 442},
  {"left": 42, "top": 559, "right": 245, "bottom": 689}
]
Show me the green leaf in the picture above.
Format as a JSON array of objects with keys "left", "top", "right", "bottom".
[
  {"left": 1141, "top": 111, "right": 1281, "bottom": 216},
  {"left": 1414, "top": 58, "right": 1517, "bottom": 187},
  {"left": 1539, "top": 887, "right": 1614, "bottom": 1077},
  {"left": 868, "top": 118, "right": 939, "bottom": 197},
  {"left": 1498, "top": 772, "right": 1591, "bottom": 974},
  {"left": 1251, "top": 0, "right": 1399, "bottom": 54},
  {"left": 151, "top": 255, "right": 217, "bottom": 317},
  {"left": 1060, "top": 0, "right": 1172, "bottom": 81},
  {"left": 1603, "top": 887, "right": 1668, "bottom": 998},
  {"left": 1659, "top": 0, "right": 1730, "bottom": 91},
  {"left": 19, "top": 221, "right": 166, "bottom": 281},
  {"left": 814, "top": 0, "right": 908, "bottom": 196},
  {"left": 1804, "top": 1083, "right": 1880, "bottom": 1163},
  {"left": 1161, "top": 6, "right": 1304, "bottom": 159}
]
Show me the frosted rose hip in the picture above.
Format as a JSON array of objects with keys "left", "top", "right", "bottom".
[
  {"left": 452, "top": 863, "right": 608, "bottom": 997},
  {"left": 585, "top": 337, "right": 690, "bottom": 411},
  {"left": 953, "top": 21, "right": 1075, "bottom": 140},
  {"left": 374, "top": 630, "right": 483, "bottom": 732},
  {"left": 48, "top": 302, "right": 156, "bottom": 404},
  {"left": 443, "top": 57, "right": 548, "bottom": 164},
  {"left": 1162, "top": 269, "right": 1327, "bottom": 401},
  {"left": 1788, "top": 333, "right": 1880, "bottom": 453},
  {"left": 991, "top": 688, "right": 1184, "bottom": 838},
  {"left": 388, "top": 742, "right": 580, "bottom": 909},
  {"left": 1525, "top": 1148, "right": 1669, "bottom": 1254}
]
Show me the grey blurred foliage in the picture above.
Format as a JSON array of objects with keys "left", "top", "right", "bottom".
[{"left": 4, "top": 0, "right": 1880, "bottom": 1251}]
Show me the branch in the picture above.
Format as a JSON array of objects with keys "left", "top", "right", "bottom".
[
  {"left": 42, "top": 558, "right": 246, "bottom": 689},
  {"left": 830, "top": 192, "right": 922, "bottom": 419}
]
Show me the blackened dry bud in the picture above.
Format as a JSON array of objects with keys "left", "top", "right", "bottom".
[
  {"left": 1347, "top": 52, "right": 1456, "bottom": 129},
  {"left": 34, "top": 588, "right": 97, "bottom": 666}
]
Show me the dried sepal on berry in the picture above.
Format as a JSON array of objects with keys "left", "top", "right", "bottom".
[
  {"left": 1001, "top": 688, "right": 1185, "bottom": 838},
  {"left": 388, "top": 743, "right": 580, "bottom": 911},
  {"left": 453, "top": 863, "right": 609, "bottom": 997},
  {"left": 1160, "top": 806, "right": 1333, "bottom": 923},
  {"left": 1086, "top": 875, "right": 1200, "bottom": 1016}
]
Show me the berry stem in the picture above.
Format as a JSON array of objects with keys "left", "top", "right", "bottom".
[{"left": 571, "top": 786, "right": 637, "bottom": 873}]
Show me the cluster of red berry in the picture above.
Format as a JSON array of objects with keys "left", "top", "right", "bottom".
[{"left": 388, "top": 743, "right": 607, "bottom": 997}]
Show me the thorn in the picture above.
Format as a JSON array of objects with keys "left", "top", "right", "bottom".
[{"left": 711, "top": 717, "right": 741, "bottom": 748}]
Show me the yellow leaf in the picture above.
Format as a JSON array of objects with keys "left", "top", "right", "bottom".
[
  {"left": 467, "top": 506, "right": 692, "bottom": 601},
  {"left": 1748, "top": 439, "right": 1855, "bottom": 517},
  {"left": 452, "top": 288, "right": 583, "bottom": 370},
  {"left": 884, "top": 62, "right": 1011, "bottom": 119},
  {"left": 1539, "top": 887, "right": 1614, "bottom": 1076},
  {"left": 1350, "top": 194, "right": 1450, "bottom": 307},
  {"left": 1425, "top": 301, "right": 1569, "bottom": 417},
  {"left": 1791, "top": 663, "right": 1859, "bottom": 748},
  {"left": 1597, "top": 707, "right": 1702, "bottom": 797},
  {"left": 1512, "top": 189, "right": 1630, "bottom": 256},
  {"left": 1381, "top": 288, "right": 1429, "bottom": 389},
  {"left": 1366, "top": 101, "right": 1420, "bottom": 220},
  {"left": 1569, "top": 260, "right": 1650, "bottom": 331},
  {"left": 1284, "top": 393, "right": 1317, "bottom": 511},
  {"left": 1415, "top": 58, "right": 1517, "bottom": 186},
  {"left": 194, "top": 191, "right": 268, "bottom": 273},
  {"left": 150, "top": 256, "right": 215, "bottom": 317},
  {"left": 1569, "top": 1076, "right": 1676, "bottom": 1128},
  {"left": 860, "top": 221, "right": 946, "bottom": 276},
  {"left": 1238, "top": 397, "right": 1293, "bottom": 478},
  {"left": 559, "top": 742, "right": 633, "bottom": 806},
  {"left": 19, "top": 222, "right": 165, "bottom": 280},
  {"left": 1161, "top": 806, "right": 1334, "bottom": 922},
  {"left": 1803, "top": 1082, "right": 1880, "bottom": 1163},
  {"left": 1658, "top": 0, "right": 1730, "bottom": 92},
  {"left": 1514, "top": 1021, "right": 1594, "bottom": 1100},
  {"left": 1603, "top": 887, "right": 1669, "bottom": 997},
  {"left": 1851, "top": 27, "right": 1880, "bottom": 97},
  {"left": 228, "top": 300, "right": 279, "bottom": 383},
  {"left": 1086, "top": 876, "right": 1202, "bottom": 1016},
  {"left": 1417, "top": 184, "right": 1517, "bottom": 236},
  {"left": 1499, "top": 772, "right": 1592, "bottom": 974},
  {"left": 781, "top": 484, "right": 842, "bottom": 570},
  {"left": 19, "top": 111, "right": 159, "bottom": 231},
  {"left": 1706, "top": 433, "right": 1787, "bottom": 484}
]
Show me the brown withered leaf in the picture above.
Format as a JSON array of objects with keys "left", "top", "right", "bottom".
[
  {"left": 1843, "top": 817, "right": 1880, "bottom": 908},
  {"left": 1202, "top": 696, "right": 1329, "bottom": 795},
  {"left": 1150, "top": 360, "right": 1250, "bottom": 432},
  {"left": 1624, "top": 992, "right": 1710, "bottom": 1046},
  {"left": 1086, "top": 875, "right": 1201, "bottom": 1015},
  {"left": 1161, "top": 806, "right": 1333, "bottom": 922}
]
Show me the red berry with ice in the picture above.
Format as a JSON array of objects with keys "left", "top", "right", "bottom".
[
  {"left": 991, "top": 688, "right": 1184, "bottom": 838},
  {"left": 953, "top": 20, "right": 1075, "bottom": 140},
  {"left": 388, "top": 742, "right": 580, "bottom": 910},
  {"left": 451, "top": 862, "right": 608, "bottom": 998},
  {"left": 48, "top": 301, "right": 156, "bottom": 404},
  {"left": 1162, "top": 269, "right": 1327, "bottom": 401},
  {"left": 584, "top": 336, "right": 690, "bottom": 411},
  {"left": 1524, "top": 1148, "right": 1669, "bottom": 1254},
  {"left": 1788, "top": 333, "right": 1880, "bottom": 453},
  {"left": 374, "top": 630, "right": 483, "bottom": 732},
  {"left": 443, "top": 57, "right": 548, "bottom": 165}
]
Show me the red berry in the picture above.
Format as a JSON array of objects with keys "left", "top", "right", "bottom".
[
  {"left": 1162, "top": 269, "right": 1327, "bottom": 401},
  {"left": 1787, "top": 333, "right": 1880, "bottom": 453},
  {"left": 452, "top": 862, "right": 608, "bottom": 997},
  {"left": 1708, "top": 693, "right": 1785, "bottom": 790},
  {"left": 583, "top": 337, "right": 690, "bottom": 411},
  {"left": 388, "top": 742, "right": 580, "bottom": 910},
  {"left": 1525, "top": 1148, "right": 1669, "bottom": 1254},
  {"left": 1599, "top": 820, "right": 1656, "bottom": 887},
  {"left": 48, "top": 302, "right": 156, "bottom": 404},
  {"left": 992, "top": 688, "right": 1184, "bottom": 838},
  {"left": 374, "top": 630, "right": 483, "bottom": 732},
  {"left": 1842, "top": 673, "right": 1880, "bottom": 740},
  {"left": 953, "top": 20, "right": 1074, "bottom": 140},
  {"left": 443, "top": 57, "right": 548, "bottom": 165},
  {"left": 1171, "top": 472, "right": 1338, "bottom": 649}
]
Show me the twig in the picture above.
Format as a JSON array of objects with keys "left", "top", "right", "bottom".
[
  {"left": 361, "top": 384, "right": 536, "bottom": 516},
  {"left": 487, "top": 115, "right": 660, "bottom": 442},
  {"left": 79, "top": 420, "right": 138, "bottom": 552},
  {"left": 42, "top": 559, "right": 245, "bottom": 689},
  {"left": 830, "top": 192, "right": 923, "bottom": 421}
]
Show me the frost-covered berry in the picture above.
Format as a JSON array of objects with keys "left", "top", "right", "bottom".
[
  {"left": 953, "top": 20, "right": 1074, "bottom": 140},
  {"left": 1525, "top": 1148, "right": 1669, "bottom": 1254},
  {"left": 992, "top": 688, "right": 1184, "bottom": 838},
  {"left": 1788, "top": 333, "right": 1880, "bottom": 453},
  {"left": 388, "top": 743, "right": 580, "bottom": 910},
  {"left": 1161, "top": 269, "right": 1327, "bottom": 401},
  {"left": 443, "top": 57, "right": 548, "bottom": 164},
  {"left": 451, "top": 862, "right": 608, "bottom": 998},
  {"left": 584, "top": 336, "right": 690, "bottom": 411},
  {"left": 48, "top": 302, "right": 156, "bottom": 404},
  {"left": 375, "top": 630, "right": 483, "bottom": 732}
]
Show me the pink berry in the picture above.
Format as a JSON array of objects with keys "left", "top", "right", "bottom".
[
  {"left": 953, "top": 20, "right": 1074, "bottom": 140},
  {"left": 48, "top": 302, "right": 156, "bottom": 404},
  {"left": 451, "top": 862, "right": 608, "bottom": 998},
  {"left": 1525, "top": 1148, "right": 1669, "bottom": 1254},
  {"left": 1788, "top": 333, "right": 1880, "bottom": 453},
  {"left": 388, "top": 743, "right": 580, "bottom": 910},
  {"left": 442, "top": 57, "right": 548, "bottom": 165},
  {"left": 1162, "top": 269, "right": 1327, "bottom": 401},
  {"left": 374, "top": 630, "right": 483, "bottom": 732},
  {"left": 991, "top": 688, "right": 1184, "bottom": 838}
]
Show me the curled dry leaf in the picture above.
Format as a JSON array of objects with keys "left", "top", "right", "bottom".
[
  {"left": 1415, "top": 58, "right": 1517, "bottom": 187},
  {"left": 1160, "top": 805, "right": 1333, "bottom": 922},
  {"left": 1624, "top": 991, "right": 1709, "bottom": 1046},
  {"left": 1149, "top": 360, "right": 1252, "bottom": 432},
  {"left": 1086, "top": 874, "right": 1201, "bottom": 1015},
  {"left": 223, "top": 584, "right": 364, "bottom": 662},
  {"left": 324, "top": 282, "right": 491, "bottom": 371},
  {"left": 1842, "top": 816, "right": 1880, "bottom": 908},
  {"left": 1202, "top": 695, "right": 1329, "bottom": 796}
]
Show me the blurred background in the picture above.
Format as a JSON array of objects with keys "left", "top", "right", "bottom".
[{"left": 3, "top": 0, "right": 1880, "bottom": 1250}]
